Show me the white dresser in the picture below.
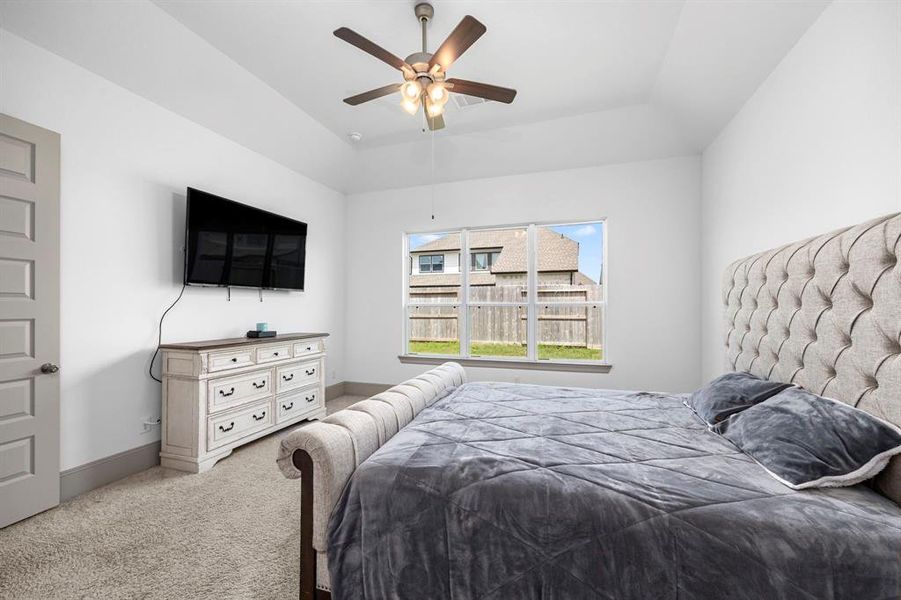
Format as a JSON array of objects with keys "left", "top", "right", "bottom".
[{"left": 158, "top": 333, "right": 328, "bottom": 473}]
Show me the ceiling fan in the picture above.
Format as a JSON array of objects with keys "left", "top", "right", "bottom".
[{"left": 334, "top": 2, "right": 517, "bottom": 131}]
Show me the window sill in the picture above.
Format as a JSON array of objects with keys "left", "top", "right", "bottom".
[{"left": 398, "top": 354, "right": 612, "bottom": 373}]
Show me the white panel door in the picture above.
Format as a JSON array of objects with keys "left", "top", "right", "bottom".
[{"left": 0, "top": 114, "right": 60, "bottom": 528}]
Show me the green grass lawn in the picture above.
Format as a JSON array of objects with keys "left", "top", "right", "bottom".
[
  {"left": 472, "top": 342, "right": 527, "bottom": 358},
  {"left": 409, "top": 341, "right": 602, "bottom": 361},
  {"left": 537, "top": 344, "right": 603, "bottom": 361}
]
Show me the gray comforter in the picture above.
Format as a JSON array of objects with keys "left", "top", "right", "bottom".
[{"left": 327, "top": 383, "right": 901, "bottom": 599}]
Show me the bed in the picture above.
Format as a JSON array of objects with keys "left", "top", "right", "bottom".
[{"left": 278, "top": 213, "right": 901, "bottom": 599}]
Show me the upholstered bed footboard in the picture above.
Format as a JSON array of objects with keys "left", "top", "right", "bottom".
[{"left": 277, "top": 362, "right": 467, "bottom": 599}]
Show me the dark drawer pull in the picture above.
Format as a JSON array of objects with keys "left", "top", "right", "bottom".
[
  {"left": 231, "top": 357, "right": 238, "bottom": 363},
  {"left": 252, "top": 380, "right": 266, "bottom": 389},
  {"left": 282, "top": 402, "right": 294, "bottom": 411},
  {"left": 273, "top": 351, "right": 280, "bottom": 356},
  {"left": 305, "top": 369, "right": 315, "bottom": 376},
  {"left": 282, "top": 374, "right": 294, "bottom": 382},
  {"left": 305, "top": 395, "right": 316, "bottom": 403},
  {"left": 218, "top": 422, "right": 235, "bottom": 433},
  {"left": 219, "top": 387, "right": 235, "bottom": 397},
  {"left": 304, "top": 346, "right": 313, "bottom": 352},
  {"left": 252, "top": 411, "right": 266, "bottom": 421}
]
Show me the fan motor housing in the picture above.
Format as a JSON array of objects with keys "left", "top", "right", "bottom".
[
  {"left": 405, "top": 52, "right": 436, "bottom": 84},
  {"left": 405, "top": 52, "right": 433, "bottom": 69}
]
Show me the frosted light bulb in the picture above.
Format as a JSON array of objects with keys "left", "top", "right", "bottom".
[
  {"left": 428, "top": 83, "right": 447, "bottom": 104},
  {"left": 401, "top": 96, "right": 420, "bottom": 115},
  {"left": 425, "top": 98, "right": 444, "bottom": 118},
  {"left": 401, "top": 80, "right": 422, "bottom": 100}
]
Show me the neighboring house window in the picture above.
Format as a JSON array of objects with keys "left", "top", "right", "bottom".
[
  {"left": 419, "top": 254, "right": 444, "bottom": 273},
  {"left": 470, "top": 251, "right": 500, "bottom": 271},
  {"left": 404, "top": 222, "right": 606, "bottom": 364}
]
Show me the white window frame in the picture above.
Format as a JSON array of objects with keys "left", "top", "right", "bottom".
[{"left": 401, "top": 220, "right": 609, "bottom": 370}]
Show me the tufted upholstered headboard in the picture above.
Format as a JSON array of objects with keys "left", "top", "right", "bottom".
[{"left": 723, "top": 212, "right": 901, "bottom": 500}]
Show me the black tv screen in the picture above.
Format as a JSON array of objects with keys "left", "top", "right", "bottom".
[{"left": 184, "top": 188, "right": 307, "bottom": 290}]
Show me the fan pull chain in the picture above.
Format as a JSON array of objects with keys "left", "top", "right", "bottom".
[{"left": 430, "top": 129, "right": 436, "bottom": 220}]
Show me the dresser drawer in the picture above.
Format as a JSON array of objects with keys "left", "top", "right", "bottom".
[
  {"left": 276, "top": 386, "right": 322, "bottom": 424},
  {"left": 208, "top": 348, "right": 255, "bottom": 372},
  {"left": 207, "top": 400, "right": 272, "bottom": 451},
  {"left": 256, "top": 344, "right": 291, "bottom": 364},
  {"left": 276, "top": 360, "right": 320, "bottom": 393},
  {"left": 293, "top": 339, "right": 323, "bottom": 358},
  {"left": 207, "top": 368, "right": 271, "bottom": 414}
]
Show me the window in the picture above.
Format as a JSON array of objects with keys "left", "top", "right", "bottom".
[
  {"left": 404, "top": 222, "right": 605, "bottom": 365},
  {"left": 470, "top": 250, "right": 501, "bottom": 271},
  {"left": 418, "top": 254, "right": 444, "bottom": 273},
  {"left": 408, "top": 234, "right": 461, "bottom": 356}
]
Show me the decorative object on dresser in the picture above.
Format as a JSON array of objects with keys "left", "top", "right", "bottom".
[
  {"left": 247, "top": 330, "right": 277, "bottom": 338},
  {"left": 159, "top": 332, "right": 328, "bottom": 473},
  {"left": 248, "top": 322, "right": 277, "bottom": 338}
]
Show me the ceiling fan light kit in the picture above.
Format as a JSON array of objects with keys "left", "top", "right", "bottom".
[
  {"left": 401, "top": 95, "right": 420, "bottom": 116},
  {"left": 334, "top": 2, "right": 517, "bottom": 131}
]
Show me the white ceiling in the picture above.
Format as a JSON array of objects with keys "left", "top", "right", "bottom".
[
  {"left": 153, "top": 0, "right": 685, "bottom": 148},
  {"left": 0, "top": 0, "right": 829, "bottom": 192}
]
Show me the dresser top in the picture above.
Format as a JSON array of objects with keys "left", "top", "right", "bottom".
[{"left": 160, "top": 332, "right": 329, "bottom": 351}]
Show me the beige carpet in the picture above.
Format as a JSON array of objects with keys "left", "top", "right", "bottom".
[{"left": 0, "top": 396, "right": 363, "bottom": 600}]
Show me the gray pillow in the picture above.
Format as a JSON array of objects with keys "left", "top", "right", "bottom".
[
  {"left": 714, "top": 387, "right": 901, "bottom": 489},
  {"left": 685, "top": 371, "right": 792, "bottom": 427}
]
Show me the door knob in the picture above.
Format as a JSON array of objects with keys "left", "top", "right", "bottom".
[{"left": 40, "top": 363, "right": 59, "bottom": 374}]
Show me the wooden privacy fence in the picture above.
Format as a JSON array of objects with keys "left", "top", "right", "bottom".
[{"left": 408, "top": 284, "right": 603, "bottom": 348}]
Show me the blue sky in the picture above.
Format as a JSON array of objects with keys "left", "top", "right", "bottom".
[
  {"left": 409, "top": 232, "right": 448, "bottom": 250},
  {"left": 549, "top": 223, "right": 604, "bottom": 283},
  {"left": 409, "top": 223, "right": 604, "bottom": 283}
]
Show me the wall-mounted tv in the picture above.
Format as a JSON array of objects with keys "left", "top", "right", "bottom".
[{"left": 184, "top": 187, "right": 307, "bottom": 291}]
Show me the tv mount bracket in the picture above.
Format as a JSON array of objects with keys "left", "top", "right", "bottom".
[{"left": 224, "top": 287, "right": 265, "bottom": 302}]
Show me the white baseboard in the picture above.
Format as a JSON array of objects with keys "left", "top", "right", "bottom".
[
  {"left": 59, "top": 381, "right": 384, "bottom": 501},
  {"left": 325, "top": 381, "right": 345, "bottom": 400},
  {"left": 344, "top": 381, "right": 392, "bottom": 397},
  {"left": 60, "top": 441, "right": 161, "bottom": 501}
]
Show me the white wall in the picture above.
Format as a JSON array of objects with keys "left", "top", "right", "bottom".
[
  {"left": 0, "top": 0, "right": 355, "bottom": 192},
  {"left": 345, "top": 156, "right": 702, "bottom": 393},
  {"left": 0, "top": 32, "right": 347, "bottom": 470},
  {"left": 700, "top": 0, "right": 901, "bottom": 382}
]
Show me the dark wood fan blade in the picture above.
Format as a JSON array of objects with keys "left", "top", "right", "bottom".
[
  {"left": 334, "top": 27, "right": 408, "bottom": 71},
  {"left": 427, "top": 113, "right": 446, "bottom": 131},
  {"left": 428, "top": 16, "right": 486, "bottom": 70},
  {"left": 446, "top": 78, "right": 517, "bottom": 104},
  {"left": 343, "top": 84, "right": 401, "bottom": 106}
]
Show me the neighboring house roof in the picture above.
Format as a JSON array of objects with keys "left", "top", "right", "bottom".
[
  {"left": 410, "top": 227, "right": 579, "bottom": 273},
  {"left": 412, "top": 229, "right": 517, "bottom": 253},
  {"left": 492, "top": 227, "right": 578, "bottom": 273},
  {"left": 411, "top": 233, "right": 464, "bottom": 253},
  {"left": 572, "top": 271, "right": 597, "bottom": 286}
]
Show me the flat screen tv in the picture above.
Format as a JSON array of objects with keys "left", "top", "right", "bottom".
[{"left": 184, "top": 187, "right": 307, "bottom": 291}]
